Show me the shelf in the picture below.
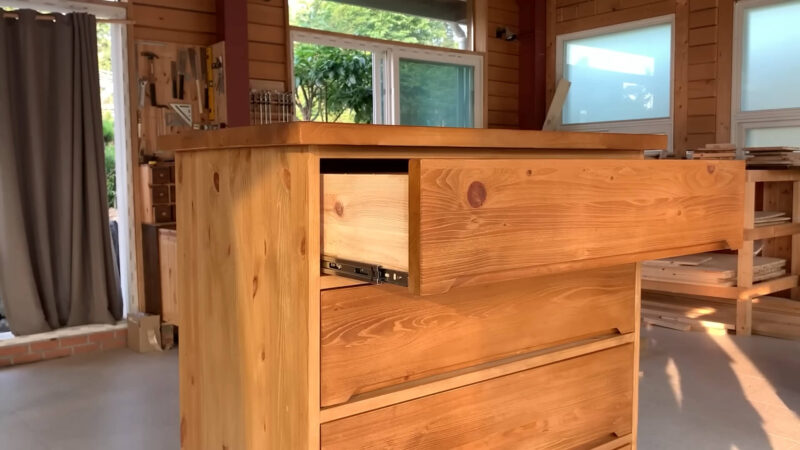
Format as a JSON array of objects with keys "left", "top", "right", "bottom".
[
  {"left": 746, "top": 169, "right": 800, "bottom": 183},
  {"left": 744, "top": 222, "right": 800, "bottom": 241},
  {"left": 642, "top": 274, "right": 800, "bottom": 301}
]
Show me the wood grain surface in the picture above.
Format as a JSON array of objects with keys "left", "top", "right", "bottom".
[
  {"left": 321, "top": 344, "right": 634, "bottom": 449},
  {"left": 321, "top": 174, "right": 408, "bottom": 270},
  {"left": 157, "top": 121, "right": 667, "bottom": 153},
  {"left": 320, "top": 265, "right": 636, "bottom": 407},
  {"left": 409, "top": 159, "right": 745, "bottom": 295},
  {"left": 177, "top": 147, "right": 319, "bottom": 449}
]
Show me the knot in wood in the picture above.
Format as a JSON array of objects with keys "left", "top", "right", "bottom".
[{"left": 467, "top": 181, "right": 487, "bottom": 208}]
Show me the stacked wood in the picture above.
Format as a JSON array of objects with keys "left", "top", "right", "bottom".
[
  {"left": 689, "top": 143, "right": 737, "bottom": 160},
  {"left": 642, "top": 292, "right": 800, "bottom": 340},
  {"left": 642, "top": 252, "right": 786, "bottom": 286},
  {"left": 755, "top": 210, "right": 791, "bottom": 227},
  {"left": 745, "top": 146, "right": 800, "bottom": 168}
]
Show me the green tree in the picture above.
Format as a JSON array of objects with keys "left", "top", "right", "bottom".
[{"left": 291, "top": 0, "right": 467, "bottom": 124}]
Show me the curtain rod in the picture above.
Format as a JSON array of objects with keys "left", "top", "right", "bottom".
[{"left": 2, "top": 12, "right": 133, "bottom": 24}]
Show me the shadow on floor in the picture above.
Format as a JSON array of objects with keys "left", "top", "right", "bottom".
[{"left": 639, "top": 326, "right": 800, "bottom": 449}]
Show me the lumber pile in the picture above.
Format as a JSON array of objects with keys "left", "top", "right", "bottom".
[
  {"left": 689, "top": 143, "right": 737, "bottom": 160},
  {"left": 745, "top": 146, "right": 800, "bottom": 168},
  {"left": 642, "top": 252, "right": 786, "bottom": 286},
  {"left": 642, "top": 292, "right": 800, "bottom": 339},
  {"left": 755, "top": 210, "right": 791, "bottom": 226}
]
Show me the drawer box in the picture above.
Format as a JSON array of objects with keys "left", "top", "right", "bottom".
[
  {"left": 321, "top": 344, "right": 634, "bottom": 449},
  {"left": 321, "top": 265, "right": 636, "bottom": 407},
  {"left": 151, "top": 185, "right": 170, "bottom": 205},
  {"left": 322, "top": 159, "right": 744, "bottom": 295}
]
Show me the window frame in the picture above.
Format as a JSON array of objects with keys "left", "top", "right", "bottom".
[
  {"left": 732, "top": 0, "right": 800, "bottom": 147},
  {"left": 290, "top": 28, "right": 484, "bottom": 128},
  {"left": 555, "top": 15, "right": 676, "bottom": 151}
]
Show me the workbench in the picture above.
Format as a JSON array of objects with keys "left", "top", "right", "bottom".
[{"left": 158, "top": 123, "right": 745, "bottom": 449}]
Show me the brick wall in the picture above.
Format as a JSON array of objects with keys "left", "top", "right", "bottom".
[{"left": 0, "top": 329, "right": 127, "bottom": 368}]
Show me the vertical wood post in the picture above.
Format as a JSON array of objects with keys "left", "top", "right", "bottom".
[
  {"left": 736, "top": 181, "right": 756, "bottom": 335},
  {"left": 216, "top": 0, "right": 250, "bottom": 127},
  {"left": 519, "top": 0, "right": 547, "bottom": 129}
]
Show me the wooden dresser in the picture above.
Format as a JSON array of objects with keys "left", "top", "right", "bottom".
[{"left": 159, "top": 123, "right": 745, "bottom": 450}]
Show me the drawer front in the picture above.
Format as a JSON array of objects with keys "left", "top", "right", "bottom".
[
  {"left": 151, "top": 166, "right": 172, "bottom": 185},
  {"left": 410, "top": 159, "right": 744, "bottom": 295},
  {"left": 151, "top": 185, "right": 170, "bottom": 205},
  {"left": 321, "top": 265, "right": 635, "bottom": 407},
  {"left": 153, "top": 204, "right": 174, "bottom": 223},
  {"left": 321, "top": 344, "right": 634, "bottom": 449}
]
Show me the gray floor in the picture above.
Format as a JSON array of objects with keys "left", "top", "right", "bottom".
[{"left": 0, "top": 328, "right": 798, "bottom": 450}]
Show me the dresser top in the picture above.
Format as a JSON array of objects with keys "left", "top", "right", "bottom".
[{"left": 157, "top": 122, "right": 666, "bottom": 153}]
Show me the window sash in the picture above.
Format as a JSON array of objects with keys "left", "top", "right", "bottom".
[
  {"left": 290, "top": 29, "right": 483, "bottom": 128},
  {"left": 732, "top": 0, "right": 800, "bottom": 146},
  {"left": 555, "top": 15, "right": 675, "bottom": 129}
]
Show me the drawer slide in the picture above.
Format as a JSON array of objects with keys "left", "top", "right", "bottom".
[{"left": 321, "top": 256, "right": 408, "bottom": 287}]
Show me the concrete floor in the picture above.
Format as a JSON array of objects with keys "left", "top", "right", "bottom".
[{"left": 0, "top": 327, "right": 798, "bottom": 450}]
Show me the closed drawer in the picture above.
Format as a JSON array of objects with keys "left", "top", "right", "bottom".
[
  {"left": 321, "top": 265, "right": 635, "bottom": 407},
  {"left": 321, "top": 344, "right": 634, "bottom": 449},
  {"left": 322, "top": 159, "right": 744, "bottom": 295},
  {"left": 151, "top": 166, "right": 172, "bottom": 185},
  {"left": 151, "top": 185, "right": 170, "bottom": 205}
]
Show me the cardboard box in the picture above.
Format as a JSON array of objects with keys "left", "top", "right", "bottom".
[{"left": 127, "top": 313, "right": 162, "bottom": 353}]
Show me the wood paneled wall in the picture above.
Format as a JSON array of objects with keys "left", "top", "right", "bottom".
[
  {"left": 546, "top": 0, "right": 735, "bottom": 154},
  {"left": 486, "top": 0, "right": 521, "bottom": 128},
  {"left": 247, "top": 0, "right": 289, "bottom": 88},
  {"left": 131, "top": 0, "right": 218, "bottom": 46}
]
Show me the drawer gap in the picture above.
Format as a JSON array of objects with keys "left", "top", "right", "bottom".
[{"left": 321, "top": 158, "right": 408, "bottom": 174}]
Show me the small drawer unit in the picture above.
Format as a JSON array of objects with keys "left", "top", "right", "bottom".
[{"left": 140, "top": 162, "right": 176, "bottom": 224}]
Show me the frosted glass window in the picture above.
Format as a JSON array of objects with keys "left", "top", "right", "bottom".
[
  {"left": 741, "top": 0, "right": 800, "bottom": 111},
  {"left": 745, "top": 127, "right": 800, "bottom": 147},
  {"left": 562, "top": 23, "right": 672, "bottom": 124},
  {"left": 399, "top": 59, "right": 475, "bottom": 127}
]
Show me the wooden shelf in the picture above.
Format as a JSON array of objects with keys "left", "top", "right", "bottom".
[
  {"left": 746, "top": 169, "right": 800, "bottom": 183},
  {"left": 643, "top": 274, "right": 799, "bottom": 301},
  {"left": 744, "top": 222, "right": 800, "bottom": 241}
]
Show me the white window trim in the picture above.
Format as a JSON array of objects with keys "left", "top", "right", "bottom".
[
  {"left": 290, "top": 29, "right": 484, "bottom": 128},
  {"left": 732, "top": 0, "right": 800, "bottom": 147},
  {"left": 555, "top": 15, "right": 675, "bottom": 151}
]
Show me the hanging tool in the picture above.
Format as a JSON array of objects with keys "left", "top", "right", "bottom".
[
  {"left": 141, "top": 51, "right": 165, "bottom": 108},
  {"left": 170, "top": 61, "right": 178, "bottom": 99},
  {"left": 177, "top": 50, "right": 187, "bottom": 100},
  {"left": 201, "top": 48, "right": 210, "bottom": 114},
  {"left": 188, "top": 47, "right": 203, "bottom": 116},
  {"left": 170, "top": 103, "right": 193, "bottom": 126},
  {"left": 203, "top": 48, "right": 215, "bottom": 121}
]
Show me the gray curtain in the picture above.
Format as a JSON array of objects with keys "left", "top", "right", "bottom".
[{"left": 0, "top": 10, "right": 122, "bottom": 335}]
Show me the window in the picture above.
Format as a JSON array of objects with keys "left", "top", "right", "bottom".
[
  {"left": 289, "top": 0, "right": 472, "bottom": 50},
  {"left": 290, "top": 17, "right": 482, "bottom": 127},
  {"left": 733, "top": 0, "right": 800, "bottom": 147},
  {"left": 556, "top": 16, "right": 674, "bottom": 148}
]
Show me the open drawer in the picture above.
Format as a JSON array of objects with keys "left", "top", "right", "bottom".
[{"left": 322, "top": 159, "right": 745, "bottom": 295}]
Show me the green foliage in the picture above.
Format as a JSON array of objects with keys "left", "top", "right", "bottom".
[
  {"left": 294, "top": 43, "right": 372, "bottom": 123},
  {"left": 291, "top": 0, "right": 466, "bottom": 124},
  {"left": 291, "top": 0, "right": 462, "bottom": 49},
  {"left": 97, "top": 23, "right": 112, "bottom": 73},
  {"left": 102, "top": 113, "right": 115, "bottom": 208}
]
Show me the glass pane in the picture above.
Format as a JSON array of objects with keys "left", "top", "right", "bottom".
[
  {"left": 563, "top": 23, "right": 672, "bottom": 124},
  {"left": 742, "top": 0, "right": 800, "bottom": 111},
  {"left": 293, "top": 42, "right": 373, "bottom": 123},
  {"left": 745, "top": 127, "right": 800, "bottom": 147},
  {"left": 289, "top": 0, "right": 470, "bottom": 50},
  {"left": 399, "top": 58, "right": 474, "bottom": 127}
]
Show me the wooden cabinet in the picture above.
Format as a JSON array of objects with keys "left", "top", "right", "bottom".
[
  {"left": 321, "top": 344, "right": 634, "bottom": 449},
  {"left": 158, "top": 229, "right": 179, "bottom": 326},
  {"left": 139, "top": 162, "right": 176, "bottom": 223},
  {"left": 323, "top": 160, "right": 744, "bottom": 295},
  {"left": 161, "top": 123, "right": 745, "bottom": 449},
  {"left": 320, "top": 265, "right": 635, "bottom": 408}
]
